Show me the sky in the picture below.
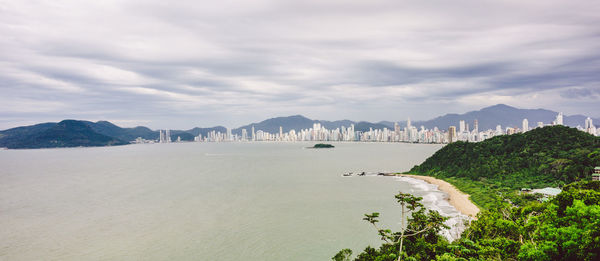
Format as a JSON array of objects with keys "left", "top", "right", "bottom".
[{"left": 1, "top": 0, "right": 599, "bottom": 130}]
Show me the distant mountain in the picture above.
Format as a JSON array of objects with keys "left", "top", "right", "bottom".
[
  {"left": 84, "top": 120, "right": 157, "bottom": 141},
  {"left": 233, "top": 115, "right": 313, "bottom": 134},
  {"left": 0, "top": 119, "right": 233, "bottom": 148},
  {"left": 0, "top": 120, "right": 128, "bottom": 149},
  {"left": 400, "top": 104, "right": 598, "bottom": 131},
  {"left": 83, "top": 121, "right": 226, "bottom": 142},
  {"left": 230, "top": 105, "right": 599, "bottom": 135},
  {"left": 185, "top": 126, "right": 228, "bottom": 137},
  {"left": 1, "top": 104, "right": 597, "bottom": 149},
  {"left": 232, "top": 115, "right": 389, "bottom": 135}
]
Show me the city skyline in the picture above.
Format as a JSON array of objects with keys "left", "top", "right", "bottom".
[
  {"left": 1, "top": 1, "right": 600, "bottom": 130},
  {"left": 142, "top": 112, "right": 598, "bottom": 145},
  {"left": 1, "top": 103, "right": 599, "bottom": 131}
]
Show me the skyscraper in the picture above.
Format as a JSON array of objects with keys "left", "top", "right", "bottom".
[
  {"left": 159, "top": 130, "right": 165, "bottom": 143},
  {"left": 585, "top": 117, "right": 593, "bottom": 130},
  {"left": 473, "top": 119, "right": 478, "bottom": 133},
  {"left": 448, "top": 126, "right": 456, "bottom": 143},
  {"left": 407, "top": 118, "right": 411, "bottom": 129},
  {"left": 556, "top": 112, "right": 564, "bottom": 125},
  {"left": 459, "top": 120, "right": 465, "bottom": 133},
  {"left": 522, "top": 119, "right": 529, "bottom": 132},
  {"left": 242, "top": 129, "right": 248, "bottom": 141},
  {"left": 279, "top": 126, "right": 283, "bottom": 140},
  {"left": 585, "top": 117, "right": 595, "bottom": 134}
]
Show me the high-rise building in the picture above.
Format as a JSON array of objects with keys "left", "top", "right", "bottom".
[
  {"left": 448, "top": 126, "right": 456, "bottom": 143},
  {"left": 279, "top": 126, "right": 283, "bottom": 140},
  {"left": 407, "top": 118, "right": 411, "bottom": 129},
  {"left": 459, "top": 120, "right": 465, "bottom": 133},
  {"left": 585, "top": 117, "right": 595, "bottom": 135},
  {"left": 556, "top": 112, "right": 564, "bottom": 125},
  {"left": 522, "top": 119, "right": 529, "bottom": 132},
  {"left": 160, "top": 129, "right": 171, "bottom": 143},
  {"left": 473, "top": 119, "right": 478, "bottom": 132},
  {"left": 242, "top": 129, "right": 248, "bottom": 141},
  {"left": 585, "top": 117, "right": 593, "bottom": 130},
  {"left": 251, "top": 126, "right": 256, "bottom": 141}
]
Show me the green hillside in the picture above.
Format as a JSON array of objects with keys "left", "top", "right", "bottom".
[
  {"left": 0, "top": 120, "right": 128, "bottom": 149},
  {"left": 336, "top": 181, "right": 600, "bottom": 261},
  {"left": 410, "top": 126, "right": 600, "bottom": 189}
]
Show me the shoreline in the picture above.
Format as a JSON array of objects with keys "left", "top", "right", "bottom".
[{"left": 399, "top": 174, "right": 480, "bottom": 219}]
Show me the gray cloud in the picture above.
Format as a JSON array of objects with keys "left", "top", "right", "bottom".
[
  {"left": 1, "top": 0, "right": 600, "bottom": 129},
  {"left": 561, "top": 88, "right": 598, "bottom": 99}
]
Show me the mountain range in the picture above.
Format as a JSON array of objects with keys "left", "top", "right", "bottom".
[
  {"left": 1, "top": 104, "right": 597, "bottom": 149},
  {"left": 231, "top": 115, "right": 389, "bottom": 135},
  {"left": 395, "top": 104, "right": 598, "bottom": 131}
]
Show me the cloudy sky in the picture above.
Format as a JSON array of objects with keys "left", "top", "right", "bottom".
[{"left": 1, "top": 0, "right": 599, "bottom": 129}]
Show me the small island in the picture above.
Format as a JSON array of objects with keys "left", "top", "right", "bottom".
[{"left": 311, "top": 143, "right": 335, "bottom": 148}]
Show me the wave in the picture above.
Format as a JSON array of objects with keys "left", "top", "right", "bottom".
[{"left": 394, "top": 176, "right": 471, "bottom": 242}]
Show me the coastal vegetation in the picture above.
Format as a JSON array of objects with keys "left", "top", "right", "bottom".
[
  {"left": 409, "top": 125, "right": 600, "bottom": 208},
  {"left": 411, "top": 125, "right": 599, "bottom": 188},
  {"left": 335, "top": 181, "right": 600, "bottom": 260},
  {"left": 336, "top": 126, "right": 600, "bottom": 260}
]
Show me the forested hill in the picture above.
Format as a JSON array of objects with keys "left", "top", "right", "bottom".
[
  {"left": 0, "top": 120, "right": 129, "bottom": 149},
  {"left": 410, "top": 126, "right": 600, "bottom": 188}
]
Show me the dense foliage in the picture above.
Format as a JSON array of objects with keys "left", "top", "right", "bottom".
[
  {"left": 339, "top": 128, "right": 600, "bottom": 260},
  {"left": 410, "top": 126, "right": 600, "bottom": 190},
  {"left": 0, "top": 120, "right": 128, "bottom": 149},
  {"left": 336, "top": 181, "right": 600, "bottom": 261},
  {"left": 334, "top": 192, "right": 451, "bottom": 261}
]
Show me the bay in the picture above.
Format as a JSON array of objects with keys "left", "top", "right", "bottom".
[{"left": 0, "top": 142, "right": 443, "bottom": 260}]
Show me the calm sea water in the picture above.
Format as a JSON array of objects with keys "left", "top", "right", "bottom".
[{"left": 0, "top": 142, "right": 454, "bottom": 260}]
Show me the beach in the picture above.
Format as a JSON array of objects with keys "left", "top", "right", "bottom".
[{"left": 400, "top": 174, "right": 480, "bottom": 218}]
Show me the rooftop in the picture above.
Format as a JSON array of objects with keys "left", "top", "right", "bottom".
[{"left": 531, "top": 187, "right": 562, "bottom": 196}]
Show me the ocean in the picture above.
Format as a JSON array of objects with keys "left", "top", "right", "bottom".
[{"left": 0, "top": 142, "right": 467, "bottom": 260}]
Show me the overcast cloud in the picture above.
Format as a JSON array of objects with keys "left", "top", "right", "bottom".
[{"left": 1, "top": 0, "right": 599, "bottom": 129}]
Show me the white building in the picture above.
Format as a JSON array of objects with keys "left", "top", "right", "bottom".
[
  {"left": 585, "top": 117, "right": 596, "bottom": 135},
  {"left": 556, "top": 112, "right": 564, "bottom": 126},
  {"left": 522, "top": 119, "right": 529, "bottom": 132}
]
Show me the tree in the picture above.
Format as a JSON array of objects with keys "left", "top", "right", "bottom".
[
  {"left": 359, "top": 192, "right": 449, "bottom": 261},
  {"left": 332, "top": 249, "right": 353, "bottom": 261},
  {"left": 339, "top": 181, "right": 600, "bottom": 260}
]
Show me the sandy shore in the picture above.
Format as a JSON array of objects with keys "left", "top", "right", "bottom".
[{"left": 399, "top": 174, "right": 480, "bottom": 218}]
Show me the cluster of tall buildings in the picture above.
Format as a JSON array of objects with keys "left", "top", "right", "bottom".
[
  {"left": 143, "top": 112, "right": 598, "bottom": 144},
  {"left": 446, "top": 113, "right": 598, "bottom": 143},
  {"left": 159, "top": 129, "right": 171, "bottom": 143}
]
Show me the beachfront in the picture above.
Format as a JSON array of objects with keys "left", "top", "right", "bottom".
[{"left": 400, "top": 174, "right": 480, "bottom": 218}]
